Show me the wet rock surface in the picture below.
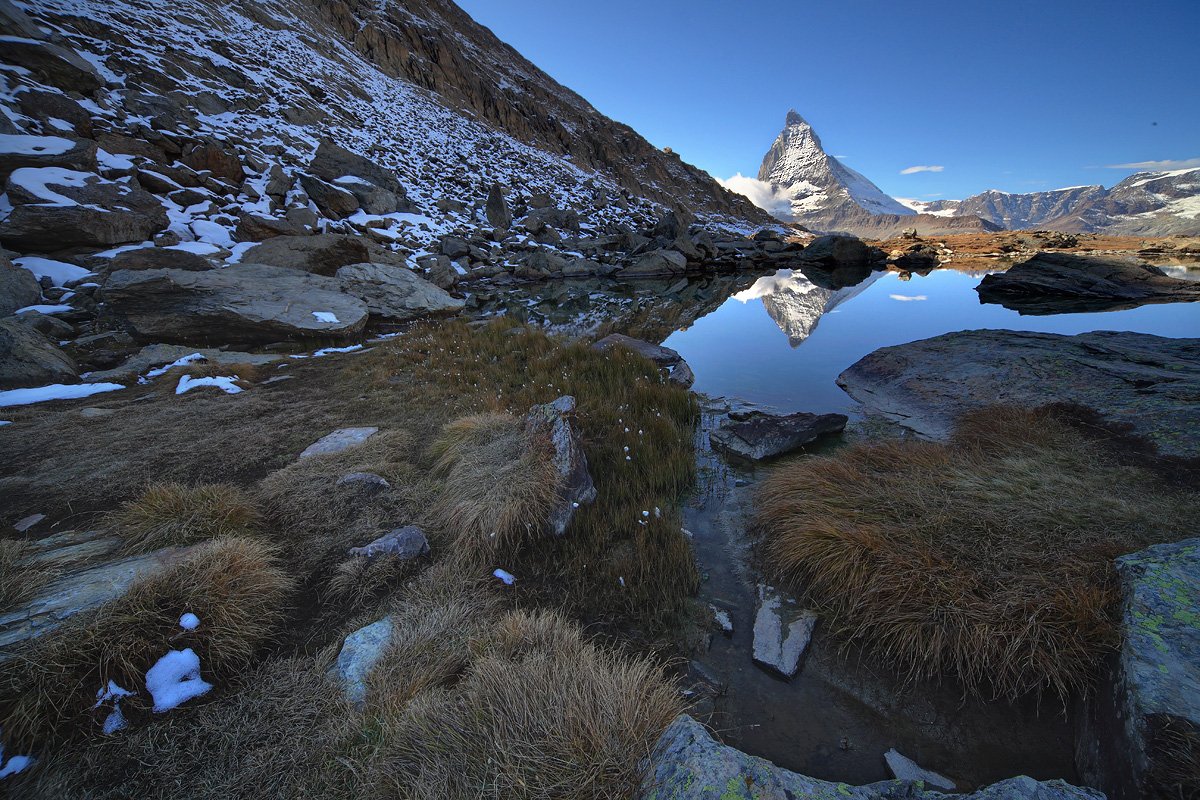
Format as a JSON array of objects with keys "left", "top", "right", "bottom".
[
  {"left": 838, "top": 330, "right": 1200, "bottom": 458},
  {"left": 710, "top": 410, "right": 847, "bottom": 461},
  {"left": 639, "top": 715, "right": 1103, "bottom": 800},
  {"left": 977, "top": 251, "right": 1200, "bottom": 313},
  {"left": 751, "top": 585, "right": 818, "bottom": 679}
]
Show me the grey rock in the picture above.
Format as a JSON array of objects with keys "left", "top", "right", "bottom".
[
  {"left": 330, "top": 617, "right": 393, "bottom": 708},
  {"left": 0, "top": 545, "right": 198, "bottom": 659},
  {"left": 752, "top": 584, "right": 817, "bottom": 679},
  {"left": 891, "top": 243, "right": 941, "bottom": 272},
  {"left": 523, "top": 205, "right": 579, "bottom": 233},
  {"left": 241, "top": 233, "right": 378, "bottom": 276},
  {"left": 620, "top": 248, "right": 688, "bottom": 277},
  {"left": 797, "top": 234, "right": 874, "bottom": 268},
  {"left": 0, "top": 37, "right": 103, "bottom": 94},
  {"left": 561, "top": 258, "right": 615, "bottom": 277},
  {"left": 591, "top": 333, "right": 695, "bottom": 388},
  {"left": 180, "top": 136, "right": 245, "bottom": 183},
  {"left": 333, "top": 175, "right": 406, "bottom": 215},
  {"left": 884, "top": 749, "right": 956, "bottom": 791},
  {"left": 13, "top": 513, "right": 46, "bottom": 533},
  {"left": 0, "top": 168, "right": 168, "bottom": 249},
  {"left": 349, "top": 526, "right": 430, "bottom": 561},
  {"left": 838, "top": 330, "right": 1200, "bottom": 458},
  {"left": 710, "top": 605, "right": 734, "bottom": 636},
  {"left": 309, "top": 140, "right": 406, "bottom": 199},
  {"left": 299, "top": 426, "right": 379, "bottom": 459},
  {"left": 104, "top": 246, "right": 213, "bottom": 273},
  {"left": 977, "top": 251, "right": 1200, "bottom": 313},
  {"left": 103, "top": 264, "right": 368, "bottom": 344},
  {"left": 299, "top": 174, "right": 360, "bottom": 219},
  {"left": 234, "top": 213, "right": 308, "bottom": 241},
  {"left": 1078, "top": 538, "right": 1200, "bottom": 799},
  {"left": 709, "top": 410, "right": 847, "bottom": 461},
  {"left": 84, "top": 343, "right": 284, "bottom": 383},
  {"left": 336, "top": 472, "right": 391, "bottom": 496},
  {"left": 0, "top": 135, "right": 97, "bottom": 183},
  {"left": 520, "top": 249, "right": 566, "bottom": 277},
  {"left": 640, "top": 715, "right": 1103, "bottom": 800},
  {"left": 336, "top": 262, "right": 464, "bottom": 322},
  {"left": 485, "top": 183, "right": 512, "bottom": 229},
  {"left": 15, "top": 309, "right": 73, "bottom": 339},
  {"left": 0, "top": 255, "right": 41, "bottom": 316},
  {"left": 523, "top": 396, "right": 597, "bottom": 537},
  {"left": 0, "top": 316, "right": 77, "bottom": 389},
  {"left": 440, "top": 236, "right": 471, "bottom": 260}
]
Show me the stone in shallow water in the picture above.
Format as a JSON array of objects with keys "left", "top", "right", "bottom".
[
  {"left": 751, "top": 584, "right": 817, "bottom": 679},
  {"left": 639, "top": 714, "right": 1104, "bottom": 800},
  {"left": 709, "top": 410, "right": 847, "bottom": 461},
  {"left": 299, "top": 426, "right": 379, "bottom": 459},
  {"left": 331, "top": 617, "right": 394, "bottom": 708},
  {"left": 884, "top": 748, "right": 955, "bottom": 791}
]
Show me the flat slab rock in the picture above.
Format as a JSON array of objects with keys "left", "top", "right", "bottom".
[
  {"left": 710, "top": 410, "right": 847, "bottom": 461},
  {"left": 838, "top": 330, "right": 1200, "bottom": 459},
  {"left": 752, "top": 584, "right": 818, "bottom": 679},
  {"left": 85, "top": 343, "right": 284, "bottom": 383},
  {"left": 591, "top": 333, "right": 694, "bottom": 387},
  {"left": 330, "top": 617, "right": 393, "bottom": 708},
  {"left": 884, "top": 748, "right": 955, "bottom": 791},
  {"left": 639, "top": 715, "right": 1103, "bottom": 800},
  {"left": 299, "top": 426, "right": 379, "bottom": 459},
  {"left": 977, "top": 251, "right": 1200, "bottom": 314}
]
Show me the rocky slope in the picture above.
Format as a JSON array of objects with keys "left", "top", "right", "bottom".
[
  {"left": 903, "top": 170, "right": 1200, "bottom": 236},
  {"left": 752, "top": 111, "right": 999, "bottom": 237}
]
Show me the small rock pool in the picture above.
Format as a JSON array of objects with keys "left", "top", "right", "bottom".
[{"left": 469, "top": 260, "right": 1200, "bottom": 788}]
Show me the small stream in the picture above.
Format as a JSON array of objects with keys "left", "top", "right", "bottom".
[{"left": 471, "top": 260, "right": 1200, "bottom": 787}]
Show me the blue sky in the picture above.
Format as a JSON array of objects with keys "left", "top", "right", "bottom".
[{"left": 455, "top": 0, "right": 1200, "bottom": 201}]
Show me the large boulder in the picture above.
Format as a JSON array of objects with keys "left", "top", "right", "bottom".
[
  {"left": 331, "top": 175, "right": 406, "bottom": 215},
  {"left": 838, "top": 330, "right": 1200, "bottom": 458},
  {"left": 299, "top": 174, "right": 360, "bottom": 219},
  {"left": 592, "top": 333, "right": 694, "bottom": 387},
  {"left": 336, "top": 262, "right": 464, "bottom": 322},
  {"left": 640, "top": 715, "right": 1103, "bottom": 800},
  {"left": 1078, "top": 538, "right": 1200, "bottom": 800},
  {"left": 977, "top": 251, "right": 1200, "bottom": 314},
  {"left": 796, "top": 234, "right": 874, "bottom": 268},
  {"left": 0, "top": 36, "right": 103, "bottom": 93},
  {"left": 0, "top": 134, "right": 97, "bottom": 182},
  {"left": 0, "top": 254, "right": 42, "bottom": 316},
  {"left": 522, "top": 205, "right": 579, "bottom": 233},
  {"left": 181, "top": 136, "right": 244, "bottom": 183},
  {"left": 485, "top": 183, "right": 512, "bottom": 229},
  {"left": 619, "top": 249, "right": 688, "bottom": 277},
  {"left": 523, "top": 396, "right": 596, "bottom": 537},
  {"left": 309, "top": 140, "right": 406, "bottom": 198},
  {"left": 104, "top": 246, "right": 213, "bottom": 273},
  {"left": 103, "top": 264, "right": 369, "bottom": 344},
  {"left": 0, "top": 168, "right": 168, "bottom": 250},
  {"left": 240, "top": 233, "right": 379, "bottom": 276},
  {"left": 709, "top": 410, "right": 847, "bottom": 461},
  {"left": 0, "top": 316, "right": 78, "bottom": 389}
]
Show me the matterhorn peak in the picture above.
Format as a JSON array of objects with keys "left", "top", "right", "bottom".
[{"left": 785, "top": 109, "right": 808, "bottom": 127}]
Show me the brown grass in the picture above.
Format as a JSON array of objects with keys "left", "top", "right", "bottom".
[
  {"left": 0, "top": 537, "right": 294, "bottom": 746},
  {"left": 431, "top": 413, "right": 561, "bottom": 556},
  {"left": 13, "top": 653, "right": 364, "bottom": 800},
  {"left": 0, "top": 538, "right": 61, "bottom": 610},
  {"left": 112, "top": 482, "right": 262, "bottom": 553},
  {"left": 376, "top": 607, "right": 683, "bottom": 799},
  {"left": 756, "top": 405, "right": 1197, "bottom": 699}
]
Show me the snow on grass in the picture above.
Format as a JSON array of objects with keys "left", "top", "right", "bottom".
[
  {"left": 0, "top": 133, "right": 74, "bottom": 155},
  {"left": 0, "top": 382, "right": 124, "bottom": 407},
  {"left": 176, "top": 374, "right": 243, "bottom": 395},
  {"left": 15, "top": 303, "right": 73, "bottom": 315},
  {"left": 311, "top": 311, "right": 339, "bottom": 323},
  {"left": 493, "top": 568, "right": 516, "bottom": 585},
  {"left": 93, "top": 679, "right": 134, "bottom": 735},
  {"left": 145, "top": 648, "right": 212, "bottom": 712},
  {"left": 179, "top": 612, "right": 200, "bottom": 630},
  {"left": 142, "top": 352, "right": 205, "bottom": 381},
  {"left": 13, "top": 255, "right": 92, "bottom": 286},
  {"left": 0, "top": 746, "right": 33, "bottom": 780},
  {"left": 312, "top": 344, "right": 363, "bottom": 357}
]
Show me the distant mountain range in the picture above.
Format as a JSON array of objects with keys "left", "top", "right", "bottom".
[{"left": 748, "top": 110, "right": 1200, "bottom": 238}]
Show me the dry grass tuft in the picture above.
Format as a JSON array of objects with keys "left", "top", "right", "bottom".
[
  {"left": 14, "top": 653, "right": 363, "bottom": 800},
  {"left": 0, "top": 537, "right": 294, "bottom": 746},
  {"left": 756, "top": 405, "right": 1197, "bottom": 699},
  {"left": 431, "top": 413, "right": 561, "bottom": 555},
  {"left": 378, "top": 607, "right": 683, "bottom": 799},
  {"left": 0, "top": 538, "right": 61, "bottom": 610},
  {"left": 112, "top": 482, "right": 262, "bottom": 553}
]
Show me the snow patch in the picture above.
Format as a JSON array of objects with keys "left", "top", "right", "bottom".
[
  {"left": 176, "top": 374, "right": 244, "bottom": 395},
  {"left": 0, "top": 382, "right": 124, "bottom": 408},
  {"left": 311, "top": 311, "right": 339, "bottom": 323},
  {"left": 179, "top": 612, "right": 200, "bottom": 630},
  {"left": 0, "top": 133, "right": 74, "bottom": 156},
  {"left": 145, "top": 648, "right": 213, "bottom": 712},
  {"left": 13, "top": 256, "right": 92, "bottom": 286}
]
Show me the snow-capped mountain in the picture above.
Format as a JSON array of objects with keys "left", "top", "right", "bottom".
[
  {"left": 758, "top": 110, "right": 914, "bottom": 222},
  {"left": 903, "top": 170, "right": 1200, "bottom": 236},
  {"left": 751, "top": 111, "right": 998, "bottom": 237}
]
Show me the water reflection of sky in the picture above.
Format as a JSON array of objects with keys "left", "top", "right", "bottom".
[{"left": 663, "top": 269, "right": 1200, "bottom": 415}]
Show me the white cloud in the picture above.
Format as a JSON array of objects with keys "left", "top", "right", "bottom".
[
  {"left": 1104, "top": 157, "right": 1200, "bottom": 170},
  {"left": 899, "top": 165, "right": 944, "bottom": 175},
  {"left": 716, "top": 173, "right": 794, "bottom": 217},
  {"left": 889, "top": 294, "right": 928, "bottom": 302}
]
